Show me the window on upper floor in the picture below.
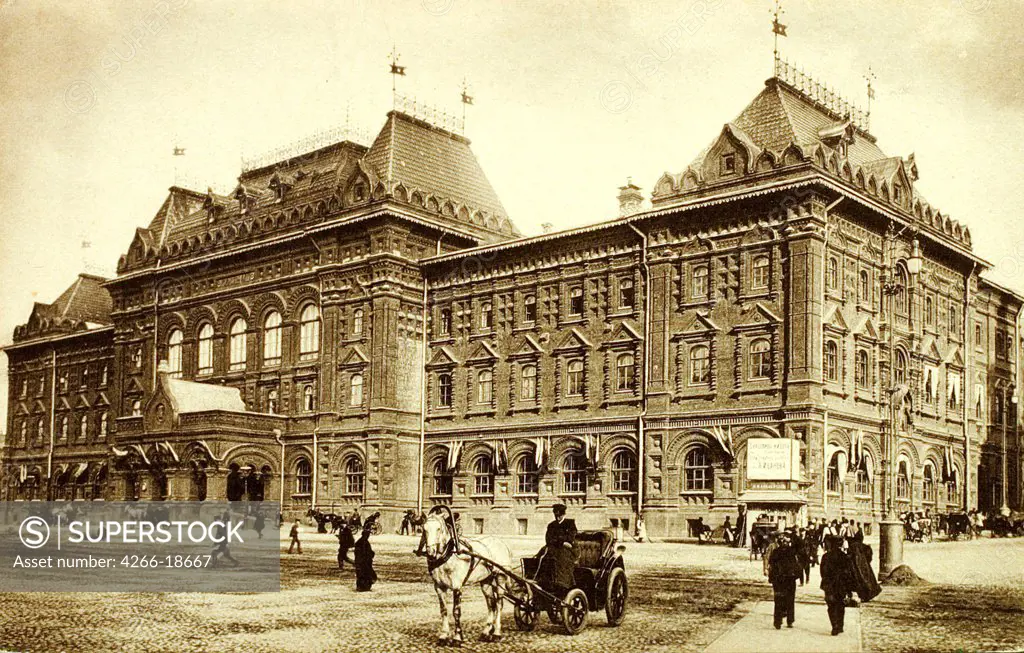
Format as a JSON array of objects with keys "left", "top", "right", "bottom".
[
  {"left": 516, "top": 456, "right": 539, "bottom": 495},
  {"left": 197, "top": 323, "right": 214, "bottom": 376},
  {"left": 925, "top": 297, "right": 935, "bottom": 326},
  {"left": 523, "top": 295, "right": 537, "bottom": 324},
  {"left": 611, "top": 449, "right": 637, "bottom": 493},
  {"left": 299, "top": 304, "right": 321, "bottom": 361},
  {"left": 752, "top": 256, "right": 770, "bottom": 290},
  {"left": 439, "top": 308, "right": 452, "bottom": 336},
  {"left": 561, "top": 452, "right": 588, "bottom": 495},
  {"left": 520, "top": 365, "right": 537, "bottom": 401},
  {"left": 566, "top": 359, "right": 585, "bottom": 397},
  {"left": 749, "top": 339, "right": 771, "bottom": 380},
  {"left": 824, "top": 340, "right": 839, "bottom": 382},
  {"left": 615, "top": 353, "right": 636, "bottom": 392},
  {"left": 473, "top": 456, "right": 494, "bottom": 496},
  {"left": 690, "top": 345, "right": 710, "bottom": 385},
  {"left": 349, "top": 373, "right": 364, "bottom": 407},
  {"left": 894, "top": 349, "right": 908, "bottom": 386},
  {"left": 683, "top": 446, "right": 713, "bottom": 492},
  {"left": 856, "top": 349, "right": 870, "bottom": 389},
  {"left": 167, "top": 329, "right": 184, "bottom": 378},
  {"left": 619, "top": 278, "right": 635, "bottom": 311},
  {"left": 975, "top": 323, "right": 982, "bottom": 346},
  {"left": 267, "top": 389, "right": 279, "bottom": 414},
  {"left": 859, "top": 270, "right": 870, "bottom": 304},
  {"left": 343, "top": 456, "right": 365, "bottom": 496},
  {"left": 721, "top": 152, "right": 736, "bottom": 175},
  {"left": 229, "top": 318, "right": 247, "bottom": 371},
  {"left": 438, "top": 373, "right": 453, "bottom": 408},
  {"left": 692, "top": 265, "right": 710, "bottom": 299},
  {"left": 302, "top": 384, "right": 315, "bottom": 412},
  {"left": 827, "top": 452, "right": 842, "bottom": 494},
  {"left": 480, "top": 302, "right": 493, "bottom": 330},
  {"left": 827, "top": 257, "right": 839, "bottom": 291},
  {"left": 352, "top": 309, "right": 364, "bottom": 336},
  {"left": 894, "top": 267, "right": 908, "bottom": 315},
  {"left": 477, "top": 369, "right": 493, "bottom": 404},
  {"left": 568, "top": 286, "right": 584, "bottom": 317},
  {"left": 294, "top": 459, "right": 312, "bottom": 495},
  {"left": 262, "top": 312, "right": 282, "bottom": 366}
]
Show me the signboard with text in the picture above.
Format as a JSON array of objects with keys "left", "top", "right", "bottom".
[{"left": 746, "top": 438, "right": 801, "bottom": 481}]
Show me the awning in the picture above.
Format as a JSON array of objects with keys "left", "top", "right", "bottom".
[{"left": 738, "top": 489, "right": 807, "bottom": 505}]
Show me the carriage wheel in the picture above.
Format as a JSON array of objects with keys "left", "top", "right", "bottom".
[
  {"left": 513, "top": 603, "right": 539, "bottom": 632},
  {"left": 561, "top": 588, "right": 589, "bottom": 635},
  {"left": 605, "top": 568, "right": 628, "bottom": 626}
]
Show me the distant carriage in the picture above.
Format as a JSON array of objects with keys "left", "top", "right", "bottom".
[
  {"left": 749, "top": 521, "right": 777, "bottom": 560},
  {"left": 944, "top": 513, "right": 973, "bottom": 540}
]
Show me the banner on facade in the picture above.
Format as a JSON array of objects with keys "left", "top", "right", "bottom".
[
  {"left": 0, "top": 502, "right": 281, "bottom": 593},
  {"left": 746, "top": 439, "right": 800, "bottom": 481}
]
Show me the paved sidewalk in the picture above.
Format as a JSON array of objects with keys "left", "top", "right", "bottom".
[{"left": 703, "top": 595, "right": 862, "bottom": 653}]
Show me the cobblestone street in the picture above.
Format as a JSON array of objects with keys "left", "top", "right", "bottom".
[{"left": 0, "top": 530, "right": 1021, "bottom": 653}]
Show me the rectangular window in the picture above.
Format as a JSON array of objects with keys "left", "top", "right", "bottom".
[
  {"left": 566, "top": 360, "right": 585, "bottom": 396},
  {"left": 569, "top": 286, "right": 584, "bottom": 317},
  {"left": 691, "top": 265, "right": 709, "bottom": 299},
  {"left": 619, "top": 278, "right": 635, "bottom": 311},
  {"left": 523, "top": 296, "right": 537, "bottom": 324},
  {"left": 721, "top": 152, "right": 736, "bottom": 175}
]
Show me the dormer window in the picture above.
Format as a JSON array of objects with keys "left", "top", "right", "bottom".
[
  {"left": 353, "top": 182, "right": 367, "bottom": 203},
  {"left": 893, "top": 184, "right": 902, "bottom": 204},
  {"left": 721, "top": 152, "right": 737, "bottom": 175}
]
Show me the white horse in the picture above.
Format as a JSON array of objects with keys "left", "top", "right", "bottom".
[{"left": 421, "top": 506, "right": 512, "bottom": 646}]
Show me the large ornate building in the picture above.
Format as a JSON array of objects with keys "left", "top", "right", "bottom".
[{"left": 4, "top": 67, "right": 1022, "bottom": 536}]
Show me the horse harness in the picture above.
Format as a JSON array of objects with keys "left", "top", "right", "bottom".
[{"left": 426, "top": 522, "right": 496, "bottom": 585}]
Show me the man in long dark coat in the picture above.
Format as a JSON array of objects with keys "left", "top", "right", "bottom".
[
  {"left": 336, "top": 520, "right": 355, "bottom": 571},
  {"left": 767, "top": 531, "right": 803, "bottom": 629},
  {"left": 354, "top": 524, "right": 377, "bottom": 591},
  {"left": 537, "top": 503, "right": 576, "bottom": 594},
  {"left": 846, "top": 538, "right": 881, "bottom": 602},
  {"left": 820, "top": 536, "right": 855, "bottom": 635}
]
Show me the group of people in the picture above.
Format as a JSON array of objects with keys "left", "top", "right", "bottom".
[
  {"left": 288, "top": 512, "right": 380, "bottom": 591},
  {"left": 763, "top": 519, "right": 880, "bottom": 636}
]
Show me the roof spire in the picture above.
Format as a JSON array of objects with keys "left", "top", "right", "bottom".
[
  {"left": 865, "top": 66, "right": 877, "bottom": 131},
  {"left": 771, "top": 0, "right": 787, "bottom": 76},
  {"left": 460, "top": 77, "right": 473, "bottom": 134},
  {"left": 389, "top": 44, "right": 406, "bottom": 110}
]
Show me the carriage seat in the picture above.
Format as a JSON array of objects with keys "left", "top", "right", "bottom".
[{"left": 574, "top": 530, "right": 611, "bottom": 568}]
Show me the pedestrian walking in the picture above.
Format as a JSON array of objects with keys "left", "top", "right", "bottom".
[
  {"left": 254, "top": 511, "right": 265, "bottom": 540},
  {"left": 767, "top": 530, "right": 803, "bottom": 629},
  {"left": 400, "top": 510, "right": 413, "bottom": 535},
  {"left": 820, "top": 536, "right": 855, "bottom": 636},
  {"left": 288, "top": 518, "right": 302, "bottom": 554},
  {"left": 211, "top": 512, "right": 239, "bottom": 567},
  {"left": 634, "top": 513, "right": 648, "bottom": 543},
  {"left": 337, "top": 520, "right": 355, "bottom": 570},
  {"left": 354, "top": 522, "right": 377, "bottom": 591}
]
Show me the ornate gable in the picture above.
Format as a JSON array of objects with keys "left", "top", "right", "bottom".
[
  {"left": 851, "top": 315, "right": 879, "bottom": 341},
  {"left": 509, "top": 334, "right": 545, "bottom": 360},
  {"left": 823, "top": 303, "right": 849, "bottom": 334},
  {"left": 553, "top": 328, "right": 593, "bottom": 353},
  {"left": 466, "top": 341, "right": 499, "bottom": 364},
  {"left": 427, "top": 346, "right": 459, "bottom": 369},
  {"left": 732, "top": 302, "right": 782, "bottom": 332},
  {"left": 675, "top": 311, "right": 720, "bottom": 341},
  {"left": 604, "top": 322, "right": 643, "bottom": 348},
  {"left": 339, "top": 345, "right": 370, "bottom": 369},
  {"left": 919, "top": 335, "right": 942, "bottom": 362},
  {"left": 943, "top": 345, "right": 965, "bottom": 368}
]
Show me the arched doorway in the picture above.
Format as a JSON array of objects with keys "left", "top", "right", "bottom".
[
  {"left": 244, "top": 465, "right": 268, "bottom": 502},
  {"left": 190, "top": 461, "right": 208, "bottom": 501},
  {"left": 124, "top": 470, "right": 140, "bottom": 501},
  {"left": 226, "top": 463, "right": 245, "bottom": 502},
  {"left": 151, "top": 469, "right": 169, "bottom": 501}
]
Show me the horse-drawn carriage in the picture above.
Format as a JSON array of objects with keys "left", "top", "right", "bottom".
[
  {"left": 419, "top": 506, "right": 628, "bottom": 644},
  {"left": 513, "top": 529, "right": 628, "bottom": 635},
  {"left": 749, "top": 520, "right": 777, "bottom": 560}
]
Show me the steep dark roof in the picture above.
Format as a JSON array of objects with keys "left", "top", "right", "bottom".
[
  {"left": 363, "top": 111, "right": 519, "bottom": 238},
  {"left": 47, "top": 274, "right": 113, "bottom": 325}
]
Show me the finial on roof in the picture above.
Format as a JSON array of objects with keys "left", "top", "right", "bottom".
[
  {"left": 864, "top": 66, "right": 877, "bottom": 131},
  {"left": 460, "top": 77, "right": 473, "bottom": 134},
  {"left": 771, "top": 0, "right": 787, "bottom": 76},
  {"left": 389, "top": 44, "right": 406, "bottom": 110}
]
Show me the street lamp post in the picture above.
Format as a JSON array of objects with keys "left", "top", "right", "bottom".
[{"left": 878, "top": 225, "right": 922, "bottom": 579}]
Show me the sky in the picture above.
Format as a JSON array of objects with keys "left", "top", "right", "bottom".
[{"left": 1, "top": 0, "right": 1022, "bottom": 429}]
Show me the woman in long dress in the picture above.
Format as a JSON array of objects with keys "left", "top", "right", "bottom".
[{"left": 354, "top": 526, "right": 377, "bottom": 591}]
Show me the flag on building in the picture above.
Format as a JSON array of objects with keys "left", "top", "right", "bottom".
[
  {"left": 447, "top": 440, "right": 462, "bottom": 473},
  {"left": 710, "top": 425, "right": 733, "bottom": 458}
]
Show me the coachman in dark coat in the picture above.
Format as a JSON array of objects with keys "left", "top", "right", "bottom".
[{"left": 537, "top": 503, "right": 577, "bottom": 594}]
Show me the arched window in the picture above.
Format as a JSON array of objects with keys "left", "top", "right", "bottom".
[
  {"left": 994, "top": 392, "right": 1005, "bottom": 424},
  {"left": 824, "top": 341, "right": 839, "bottom": 382},
  {"left": 520, "top": 365, "right": 537, "bottom": 401},
  {"left": 267, "top": 389, "right": 279, "bottom": 414},
  {"left": 229, "top": 317, "right": 247, "bottom": 371},
  {"left": 432, "top": 458, "right": 453, "bottom": 496},
  {"left": 619, "top": 277, "right": 635, "bottom": 310},
  {"left": 827, "top": 452, "right": 842, "bottom": 493},
  {"left": 923, "top": 463, "right": 936, "bottom": 503},
  {"left": 79, "top": 414, "right": 89, "bottom": 439},
  {"left": 566, "top": 359, "right": 585, "bottom": 396},
  {"left": 524, "top": 295, "right": 537, "bottom": 323},
  {"left": 473, "top": 456, "right": 494, "bottom": 495},
  {"left": 299, "top": 304, "right": 321, "bottom": 360},
  {"left": 480, "top": 302, "right": 493, "bottom": 330},
  {"left": 515, "top": 456, "right": 539, "bottom": 495},
  {"left": 752, "top": 255, "right": 770, "bottom": 289},
  {"left": 896, "top": 460, "right": 910, "bottom": 500},
  {"left": 59, "top": 415, "right": 69, "bottom": 440},
  {"left": 302, "top": 384, "right": 315, "bottom": 412},
  {"left": 37, "top": 419, "right": 45, "bottom": 441},
  {"left": 894, "top": 266, "right": 908, "bottom": 314},
  {"left": 749, "top": 339, "right": 771, "bottom": 379},
  {"left": 477, "top": 369, "right": 493, "bottom": 404},
  {"left": 263, "top": 311, "right": 282, "bottom": 365},
  {"left": 352, "top": 309, "right": 364, "bottom": 335},
  {"left": 615, "top": 353, "right": 635, "bottom": 392},
  {"left": 925, "top": 297, "right": 934, "bottom": 326},
  {"left": 99, "top": 412, "right": 108, "bottom": 438},
  {"left": 569, "top": 286, "right": 584, "bottom": 316},
  {"left": 948, "top": 306, "right": 958, "bottom": 334},
  {"left": 692, "top": 265, "right": 709, "bottom": 298},
  {"left": 439, "top": 308, "right": 452, "bottom": 335},
  {"left": 855, "top": 456, "right": 871, "bottom": 496},
  {"left": 197, "top": 323, "right": 214, "bottom": 375},
  {"left": 294, "top": 458, "right": 312, "bottom": 495},
  {"left": 683, "top": 446, "right": 713, "bottom": 492},
  {"left": 895, "top": 349, "right": 908, "bottom": 386},
  {"left": 19, "top": 420, "right": 27, "bottom": 445},
  {"left": 859, "top": 270, "right": 870, "bottom": 303},
  {"left": 855, "top": 349, "right": 870, "bottom": 388},
  {"left": 349, "top": 373, "right": 364, "bottom": 407},
  {"left": 343, "top": 456, "right": 365, "bottom": 496},
  {"left": 562, "top": 452, "right": 587, "bottom": 495},
  {"left": 167, "top": 328, "right": 183, "bottom": 378},
  {"left": 827, "top": 257, "right": 839, "bottom": 290},
  {"left": 438, "top": 373, "right": 453, "bottom": 408},
  {"left": 131, "top": 399, "right": 142, "bottom": 417},
  {"left": 946, "top": 468, "right": 960, "bottom": 506},
  {"left": 611, "top": 449, "right": 637, "bottom": 493},
  {"left": 683, "top": 347, "right": 711, "bottom": 391}
]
